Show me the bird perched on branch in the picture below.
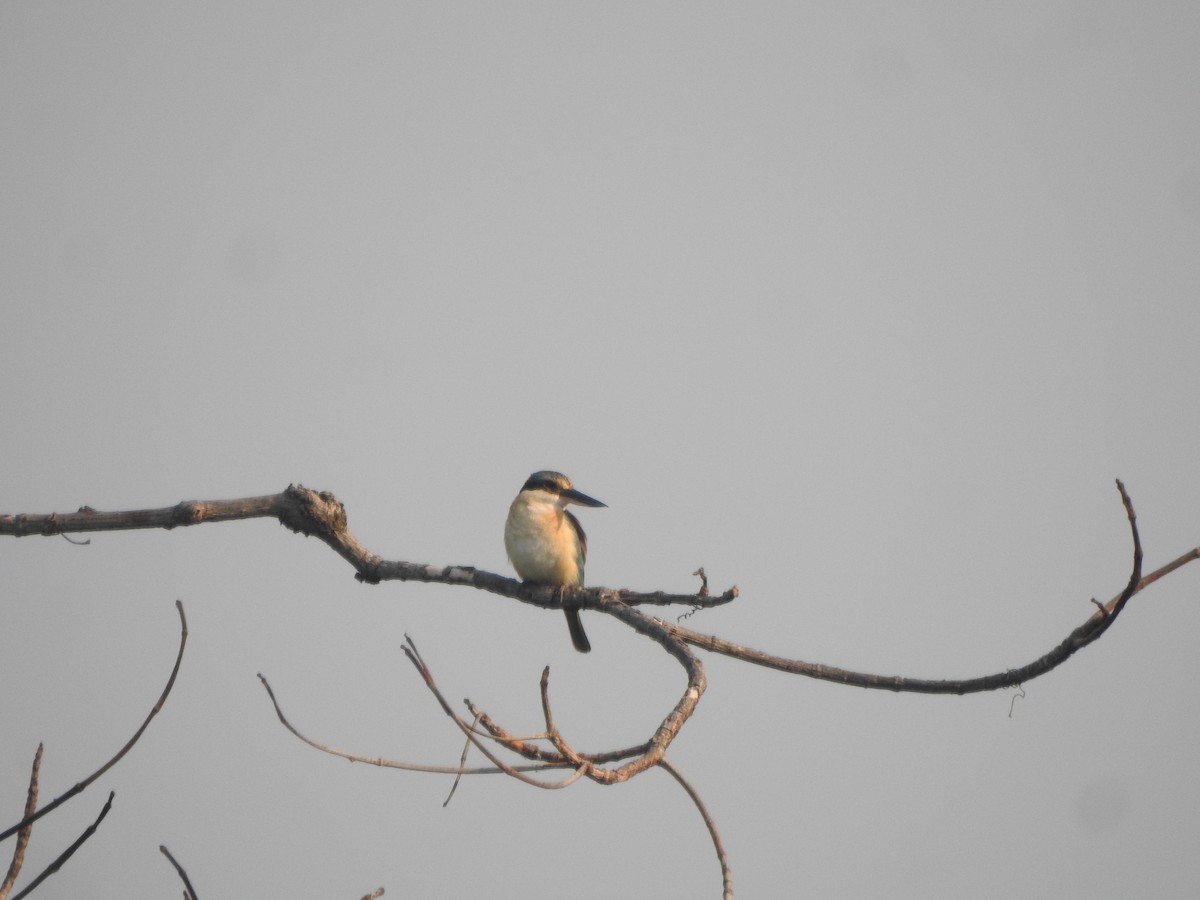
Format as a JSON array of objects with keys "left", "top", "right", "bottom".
[{"left": 504, "top": 470, "right": 606, "bottom": 653}]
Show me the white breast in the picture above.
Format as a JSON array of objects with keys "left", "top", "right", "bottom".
[{"left": 505, "top": 494, "right": 582, "bottom": 584}]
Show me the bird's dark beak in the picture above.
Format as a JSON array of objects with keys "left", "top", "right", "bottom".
[{"left": 563, "top": 487, "right": 606, "bottom": 508}]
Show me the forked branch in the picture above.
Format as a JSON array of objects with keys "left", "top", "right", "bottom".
[{"left": 262, "top": 637, "right": 725, "bottom": 894}]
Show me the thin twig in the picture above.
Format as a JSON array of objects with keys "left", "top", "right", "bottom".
[
  {"left": 0, "top": 746, "right": 42, "bottom": 900},
  {"left": 443, "top": 711, "right": 484, "bottom": 807},
  {"left": 268, "top": 613, "right": 703, "bottom": 790},
  {"left": 257, "top": 673, "right": 561, "bottom": 778},
  {"left": 0, "top": 601, "right": 187, "bottom": 843},
  {"left": 410, "top": 613, "right": 703, "bottom": 787},
  {"left": 469, "top": 704, "right": 652, "bottom": 766},
  {"left": 159, "top": 845, "right": 199, "bottom": 900},
  {"left": 658, "top": 757, "right": 733, "bottom": 900},
  {"left": 1091, "top": 546, "right": 1198, "bottom": 618},
  {"left": 400, "top": 638, "right": 590, "bottom": 789},
  {"left": 10, "top": 792, "right": 114, "bottom": 900},
  {"left": 538, "top": 667, "right": 591, "bottom": 773}
]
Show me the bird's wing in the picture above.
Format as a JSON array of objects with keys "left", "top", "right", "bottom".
[{"left": 565, "top": 509, "right": 588, "bottom": 579}]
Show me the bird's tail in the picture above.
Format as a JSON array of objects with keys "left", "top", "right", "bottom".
[{"left": 564, "top": 607, "right": 591, "bottom": 653}]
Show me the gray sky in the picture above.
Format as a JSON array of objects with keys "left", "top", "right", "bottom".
[{"left": 3, "top": 4, "right": 1199, "bottom": 898}]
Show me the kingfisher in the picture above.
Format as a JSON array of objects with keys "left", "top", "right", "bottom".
[{"left": 504, "top": 470, "right": 606, "bottom": 653}]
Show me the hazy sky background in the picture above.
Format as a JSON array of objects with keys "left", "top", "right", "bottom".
[{"left": 3, "top": 4, "right": 1199, "bottom": 898}]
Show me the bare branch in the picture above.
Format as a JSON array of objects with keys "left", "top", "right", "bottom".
[
  {"left": 308, "top": 619, "right": 702, "bottom": 791},
  {"left": 0, "top": 602, "right": 187, "bottom": 843},
  {"left": 442, "top": 711, "right": 484, "bottom": 807},
  {"left": 658, "top": 757, "right": 733, "bottom": 900},
  {"left": 581, "top": 594, "right": 707, "bottom": 782},
  {"left": 251, "top": 479, "right": 1164, "bottom": 840},
  {"left": 10, "top": 481, "right": 1182, "bottom": 899},
  {"left": 10, "top": 792, "right": 114, "bottom": 900},
  {"left": 5, "top": 483, "right": 1169, "bottom": 702},
  {"left": 538, "top": 667, "right": 593, "bottom": 774},
  {"left": 429, "top": 605, "right": 706, "bottom": 787},
  {"left": 1091, "top": 544, "right": 1200, "bottom": 619},
  {"left": 0, "top": 487, "right": 736, "bottom": 616},
  {"left": 668, "top": 480, "right": 1155, "bottom": 694},
  {"left": 1, "top": 497, "right": 290, "bottom": 536},
  {"left": 159, "top": 845, "right": 199, "bottom": 900},
  {"left": 468, "top": 702, "right": 654, "bottom": 766},
  {"left": 257, "top": 672, "right": 562, "bottom": 778},
  {"left": 400, "top": 638, "right": 591, "bottom": 789},
  {"left": 0, "top": 746, "right": 41, "bottom": 900}
]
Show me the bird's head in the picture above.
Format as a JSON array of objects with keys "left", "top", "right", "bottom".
[{"left": 519, "top": 470, "right": 607, "bottom": 509}]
